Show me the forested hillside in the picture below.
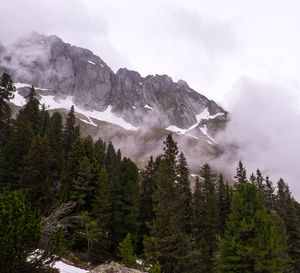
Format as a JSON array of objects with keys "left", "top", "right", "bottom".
[{"left": 1, "top": 72, "right": 300, "bottom": 273}]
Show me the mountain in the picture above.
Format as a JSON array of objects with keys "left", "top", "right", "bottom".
[{"left": 1, "top": 32, "right": 227, "bottom": 168}]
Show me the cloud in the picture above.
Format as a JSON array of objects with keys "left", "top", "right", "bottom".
[
  {"left": 215, "top": 77, "right": 300, "bottom": 198},
  {"left": 169, "top": 8, "right": 236, "bottom": 56}
]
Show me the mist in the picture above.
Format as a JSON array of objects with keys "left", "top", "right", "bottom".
[{"left": 215, "top": 77, "right": 300, "bottom": 198}]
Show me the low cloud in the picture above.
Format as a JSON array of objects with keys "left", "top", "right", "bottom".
[{"left": 215, "top": 77, "right": 300, "bottom": 198}]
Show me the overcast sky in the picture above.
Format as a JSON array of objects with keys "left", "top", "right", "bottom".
[{"left": 2, "top": 0, "right": 300, "bottom": 196}]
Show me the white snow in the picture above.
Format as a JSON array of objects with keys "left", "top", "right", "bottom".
[
  {"left": 199, "top": 124, "right": 216, "bottom": 143},
  {"left": 139, "top": 82, "right": 143, "bottom": 86},
  {"left": 87, "top": 60, "right": 95, "bottom": 65},
  {"left": 144, "top": 104, "right": 154, "bottom": 111},
  {"left": 166, "top": 108, "right": 223, "bottom": 140},
  {"left": 54, "top": 261, "right": 88, "bottom": 273},
  {"left": 132, "top": 105, "right": 137, "bottom": 110},
  {"left": 11, "top": 88, "right": 138, "bottom": 131},
  {"left": 11, "top": 92, "right": 27, "bottom": 106},
  {"left": 15, "top": 82, "right": 31, "bottom": 89},
  {"left": 100, "top": 64, "right": 104, "bottom": 68},
  {"left": 191, "top": 174, "right": 199, "bottom": 178}
]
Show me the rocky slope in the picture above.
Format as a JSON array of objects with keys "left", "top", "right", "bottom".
[{"left": 0, "top": 32, "right": 227, "bottom": 141}]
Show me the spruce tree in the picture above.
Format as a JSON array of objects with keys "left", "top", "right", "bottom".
[
  {"left": 217, "top": 183, "right": 286, "bottom": 272},
  {"left": 276, "top": 178, "right": 300, "bottom": 271},
  {"left": 19, "top": 135, "right": 51, "bottom": 213},
  {"left": 0, "top": 73, "right": 15, "bottom": 148},
  {"left": 234, "top": 160, "right": 247, "bottom": 186},
  {"left": 117, "top": 233, "right": 137, "bottom": 268},
  {"left": 62, "top": 105, "right": 78, "bottom": 155},
  {"left": 176, "top": 152, "right": 192, "bottom": 233},
  {"left": 111, "top": 157, "right": 139, "bottom": 250},
  {"left": 91, "top": 166, "right": 112, "bottom": 261},
  {"left": 138, "top": 156, "right": 157, "bottom": 253},
  {"left": 18, "top": 85, "right": 41, "bottom": 135}
]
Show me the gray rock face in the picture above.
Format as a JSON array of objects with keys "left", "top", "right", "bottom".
[
  {"left": 0, "top": 32, "right": 227, "bottom": 137},
  {"left": 90, "top": 261, "right": 146, "bottom": 273}
]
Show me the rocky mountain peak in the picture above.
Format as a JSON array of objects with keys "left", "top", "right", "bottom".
[{"left": 0, "top": 32, "right": 227, "bottom": 141}]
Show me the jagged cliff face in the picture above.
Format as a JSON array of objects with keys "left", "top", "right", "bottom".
[{"left": 0, "top": 32, "right": 227, "bottom": 140}]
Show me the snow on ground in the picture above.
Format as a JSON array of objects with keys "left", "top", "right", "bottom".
[
  {"left": 12, "top": 85, "right": 139, "bottom": 131},
  {"left": 15, "top": 82, "right": 31, "bottom": 89},
  {"left": 54, "top": 261, "right": 88, "bottom": 273},
  {"left": 166, "top": 108, "right": 223, "bottom": 140},
  {"left": 199, "top": 124, "right": 216, "bottom": 143},
  {"left": 11, "top": 91, "right": 27, "bottom": 106},
  {"left": 87, "top": 60, "right": 95, "bottom": 65},
  {"left": 132, "top": 105, "right": 137, "bottom": 110},
  {"left": 144, "top": 104, "right": 154, "bottom": 111}
]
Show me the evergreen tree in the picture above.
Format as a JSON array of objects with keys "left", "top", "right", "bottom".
[
  {"left": 276, "top": 178, "right": 300, "bottom": 271},
  {"left": 94, "top": 137, "right": 107, "bottom": 167},
  {"left": 91, "top": 166, "right": 112, "bottom": 261},
  {"left": 234, "top": 160, "right": 247, "bottom": 186},
  {"left": 19, "top": 135, "right": 51, "bottom": 213},
  {"left": 255, "top": 169, "right": 265, "bottom": 192},
  {"left": 62, "top": 105, "right": 79, "bottom": 155},
  {"left": 0, "top": 190, "right": 41, "bottom": 273},
  {"left": 18, "top": 85, "right": 41, "bottom": 135},
  {"left": 217, "top": 174, "right": 231, "bottom": 236},
  {"left": 138, "top": 156, "right": 157, "bottom": 253},
  {"left": 111, "top": 157, "right": 139, "bottom": 250},
  {"left": 117, "top": 233, "right": 137, "bottom": 268},
  {"left": 40, "top": 104, "right": 50, "bottom": 137},
  {"left": 264, "top": 176, "right": 275, "bottom": 213},
  {"left": 70, "top": 156, "right": 94, "bottom": 212},
  {"left": 217, "top": 183, "right": 286, "bottom": 272},
  {"left": 0, "top": 73, "right": 15, "bottom": 148},
  {"left": 150, "top": 261, "right": 162, "bottom": 273},
  {"left": 176, "top": 152, "right": 192, "bottom": 233}
]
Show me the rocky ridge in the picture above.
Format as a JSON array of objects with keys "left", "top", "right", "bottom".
[{"left": 0, "top": 32, "right": 227, "bottom": 140}]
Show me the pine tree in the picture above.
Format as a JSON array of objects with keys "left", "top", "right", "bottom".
[
  {"left": 111, "top": 158, "right": 139, "bottom": 250},
  {"left": 217, "top": 183, "right": 286, "bottom": 272},
  {"left": 91, "top": 166, "right": 112, "bottom": 261},
  {"left": 62, "top": 105, "right": 79, "bottom": 155},
  {"left": 0, "top": 190, "right": 41, "bottom": 273},
  {"left": 176, "top": 152, "right": 192, "bottom": 233},
  {"left": 19, "top": 135, "right": 51, "bottom": 213},
  {"left": 264, "top": 176, "right": 275, "bottom": 213},
  {"left": 255, "top": 169, "right": 265, "bottom": 192},
  {"left": 118, "top": 233, "right": 137, "bottom": 268},
  {"left": 234, "top": 160, "right": 247, "bottom": 186},
  {"left": 40, "top": 104, "right": 50, "bottom": 137},
  {"left": 70, "top": 156, "right": 94, "bottom": 212},
  {"left": 0, "top": 73, "right": 15, "bottom": 148},
  {"left": 138, "top": 156, "right": 157, "bottom": 253},
  {"left": 18, "top": 85, "right": 41, "bottom": 135},
  {"left": 217, "top": 174, "right": 231, "bottom": 236},
  {"left": 276, "top": 178, "right": 300, "bottom": 271}
]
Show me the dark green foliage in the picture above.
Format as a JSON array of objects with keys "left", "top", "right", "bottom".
[
  {"left": 111, "top": 157, "right": 139, "bottom": 249},
  {"left": 264, "top": 176, "right": 275, "bottom": 213},
  {"left": 0, "top": 73, "right": 15, "bottom": 148},
  {"left": 176, "top": 152, "right": 192, "bottom": 233},
  {"left": 117, "top": 233, "right": 137, "bottom": 268},
  {"left": 138, "top": 156, "right": 157, "bottom": 253},
  {"left": 90, "top": 166, "right": 112, "bottom": 261},
  {"left": 18, "top": 85, "right": 41, "bottom": 135},
  {"left": 234, "top": 160, "right": 247, "bottom": 186},
  {"left": 0, "top": 190, "right": 41, "bottom": 273},
  {"left": 62, "top": 105, "right": 79, "bottom": 155},
  {"left": 70, "top": 156, "right": 94, "bottom": 212},
  {"left": 19, "top": 135, "right": 52, "bottom": 213},
  {"left": 150, "top": 261, "right": 162, "bottom": 273},
  {"left": 276, "top": 178, "right": 300, "bottom": 271},
  {"left": 217, "top": 174, "right": 231, "bottom": 236},
  {"left": 217, "top": 183, "right": 286, "bottom": 272}
]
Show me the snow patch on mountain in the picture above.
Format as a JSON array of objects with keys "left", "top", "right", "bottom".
[
  {"left": 199, "top": 124, "right": 216, "bottom": 143},
  {"left": 54, "top": 261, "right": 88, "bottom": 273},
  {"left": 144, "top": 104, "right": 154, "bottom": 110},
  {"left": 87, "top": 60, "right": 95, "bottom": 65},
  {"left": 11, "top": 86, "right": 139, "bottom": 131}
]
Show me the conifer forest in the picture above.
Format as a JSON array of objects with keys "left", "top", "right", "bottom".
[{"left": 1, "top": 72, "right": 300, "bottom": 273}]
